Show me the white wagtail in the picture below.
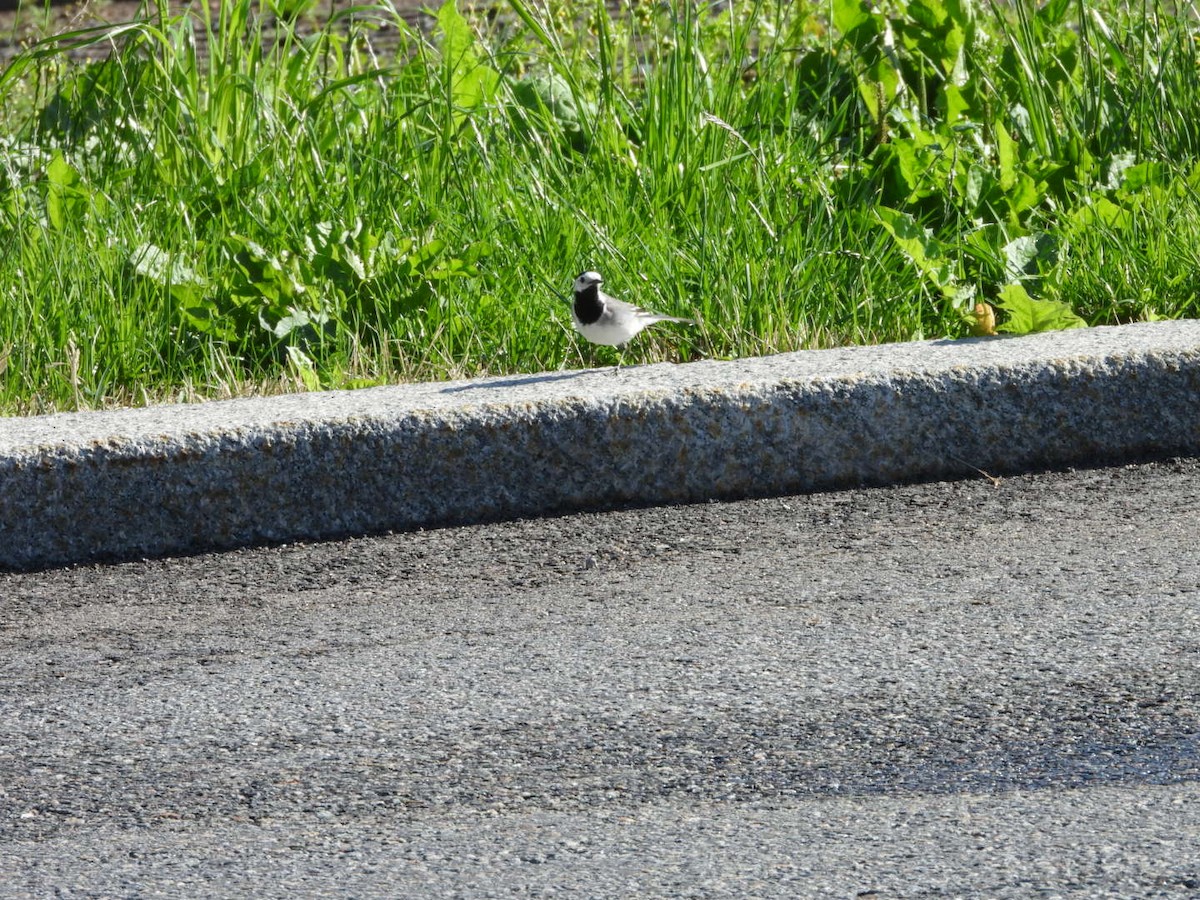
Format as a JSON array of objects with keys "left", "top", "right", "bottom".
[{"left": 569, "top": 271, "right": 696, "bottom": 369}]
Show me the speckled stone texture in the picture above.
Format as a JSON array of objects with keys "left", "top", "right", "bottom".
[{"left": 2, "top": 321, "right": 1198, "bottom": 570}]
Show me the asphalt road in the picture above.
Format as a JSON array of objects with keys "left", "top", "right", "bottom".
[{"left": 2, "top": 458, "right": 1199, "bottom": 897}]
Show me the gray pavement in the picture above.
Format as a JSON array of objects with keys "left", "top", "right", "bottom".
[
  {"left": 3, "top": 320, "right": 1199, "bottom": 570},
  {"left": 2, "top": 457, "right": 1198, "bottom": 897}
]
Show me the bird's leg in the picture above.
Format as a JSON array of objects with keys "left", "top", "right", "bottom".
[{"left": 610, "top": 348, "right": 624, "bottom": 376}]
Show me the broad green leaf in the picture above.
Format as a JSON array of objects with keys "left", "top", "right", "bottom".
[
  {"left": 908, "top": 0, "right": 948, "bottom": 32},
  {"left": 1102, "top": 152, "right": 1138, "bottom": 191},
  {"left": 832, "top": 0, "right": 873, "bottom": 38},
  {"left": 877, "top": 138, "right": 920, "bottom": 195},
  {"left": 395, "top": 238, "right": 447, "bottom": 278},
  {"left": 129, "top": 242, "right": 206, "bottom": 306},
  {"left": 129, "top": 242, "right": 203, "bottom": 287},
  {"left": 264, "top": 305, "right": 330, "bottom": 341},
  {"left": 940, "top": 83, "right": 971, "bottom": 123},
  {"left": 1001, "top": 234, "right": 1054, "bottom": 282},
  {"left": 437, "top": 0, "right": 499, "bottom": 114},
  {"left": 875, "top": 132, "right": 953, "bottom": 202},
  {"left": 995, "top": 283, "right": 1086, "bottom": 334},
  {"left": 944, "top": 0, "right": 976, "bottom": 31},
  {"left": 876, "top": 205, "right": 956, "bottom": 293},
  {"left": 830, "top": 0, "right": 903, "bottom": 125},
  {"left": 513, "top": 72, "right": 592, "bottom": 132},
  {"left": 285, "top": 345, "right": 322, "bottom": 392},
  {"left": 860, "top": 45, "right": 904, "bottom": 126},
  {"left": 961, "top": 163, "right": 984, "bottom": 210},
  {"left": 1118, "top": 161, "right": 1168, "bottom": 194},
  {"left": 45, "top": 150, "right": 87, "bottom": 231},
  {"left": 1069, "top": 196, "right": 1132, "bottom": 231},
  {"left": 437, "top": 1, "right": 473, "bottom": 73},
  {"left": 1005, "top": 172, "right": 1045, "bottom": 217},
  {"left": 179, "top": 301, "right": 238, "bottom": 342},
  {"left": 342, "top": 247, "right": 366, "bottom": 282},
  {"left": 906, "top": 0, "right": 969, "bottom": 81}
]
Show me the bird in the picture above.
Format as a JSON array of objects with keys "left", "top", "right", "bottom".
[{"left": 568, "top": 271, "right": 696, "bottom": 370}]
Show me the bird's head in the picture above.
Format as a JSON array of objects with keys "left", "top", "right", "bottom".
[{"left": 572, "top": 271, "right": 604, "bottom": 294}]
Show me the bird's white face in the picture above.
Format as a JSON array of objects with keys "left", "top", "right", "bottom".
[{"left": 573, "top": 271, "right": 604, "bottom": 293}]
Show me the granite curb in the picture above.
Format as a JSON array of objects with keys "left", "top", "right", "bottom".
[{"left": 2, "top": 320, "right": 1198, "bottom": 570}]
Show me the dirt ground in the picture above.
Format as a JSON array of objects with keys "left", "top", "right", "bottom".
[{"left": 0, "top": 0, "right": 436, "bottom": 60}]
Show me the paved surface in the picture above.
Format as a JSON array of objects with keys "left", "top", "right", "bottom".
[
  {"left": 2, "top": 457, "right": 1198, "bottom": 897},
  {"left": 4, "top": 321, "right": 1200, "bottom": 570}
]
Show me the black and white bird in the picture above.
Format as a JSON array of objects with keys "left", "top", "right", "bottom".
[{"left": 569, "top": 271, "right": 696, "bottom": 359}]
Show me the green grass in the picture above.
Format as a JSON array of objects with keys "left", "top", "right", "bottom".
[{"left": 1, "top": 0, "right": 1199, "bottom": 414}]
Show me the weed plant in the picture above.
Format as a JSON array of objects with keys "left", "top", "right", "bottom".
[{"left": 1, "top": 0, "right": 1199, "bottom": 413}]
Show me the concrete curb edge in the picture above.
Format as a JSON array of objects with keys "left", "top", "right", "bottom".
[{"left": 2, "top": 320, "right": 1198, "bottom": 570}]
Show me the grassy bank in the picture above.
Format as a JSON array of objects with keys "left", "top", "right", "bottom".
[{"left": 1, "top": 0, "right": 1198, "bottom": 414}]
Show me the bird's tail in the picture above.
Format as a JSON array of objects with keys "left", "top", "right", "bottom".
[{"left": 647, "top": 314, "right": 698, "bottom": 326}]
